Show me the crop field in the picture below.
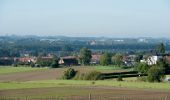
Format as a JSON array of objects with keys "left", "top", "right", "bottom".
[{"left": 0, "top": 66, "right": 170, "bottom": 100}]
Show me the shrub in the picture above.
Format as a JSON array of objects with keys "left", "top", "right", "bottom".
[
  {"left": 84, "top": 71, "right": 103, "bottom": 80},
  {"left": 74, "top": 71, "right": 103, "bottom": 80},
  {"left": 62, "top": 68, "right": 76, "bottom": 79},
  {"left": 117, "top": 74, "right": 123, "bottom": 81},
  {"left": 74, "top": 71, "right": 85, "bottom": 80}
]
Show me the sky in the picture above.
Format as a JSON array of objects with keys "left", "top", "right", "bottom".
[{"left": 0, "top": 0, "right": 170, "bottom": 37}]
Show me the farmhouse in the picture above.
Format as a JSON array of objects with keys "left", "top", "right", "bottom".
[{"left": 58, "top": 56, "right": 78, "bottom": 66}]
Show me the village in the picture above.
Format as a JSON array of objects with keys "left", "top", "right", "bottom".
[{"left": 0, "top": 51, "right": 170, "bottom": 68}]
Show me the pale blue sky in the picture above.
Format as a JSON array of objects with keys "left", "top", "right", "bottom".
[{"left": 0, "top": 0, "right": 170, "bottom": 37}]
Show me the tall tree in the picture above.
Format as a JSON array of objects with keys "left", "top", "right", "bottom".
[
  {"left": 112, "top": 54, "right": 123, "bottom": 67},
  {"left": 79, "top": 48, "right": 92, "bottom": 65},
  {"left": 100, "top": 52, "right": 111, "bottom": 66},
  {"left": 156, "top": 43, "right": 165, "bottom": 54}
]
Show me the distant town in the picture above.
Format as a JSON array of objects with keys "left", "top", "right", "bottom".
[{"left": 0, "top": 35, "right": 170, "bottom": 67}]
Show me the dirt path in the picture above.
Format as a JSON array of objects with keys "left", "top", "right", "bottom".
[{"left": 0, "top": 86, "right": 170, "bottom": 100}]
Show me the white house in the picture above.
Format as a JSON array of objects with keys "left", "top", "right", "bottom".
[{"left": 140, "top": 55, "right": 162, "bottom": 65}]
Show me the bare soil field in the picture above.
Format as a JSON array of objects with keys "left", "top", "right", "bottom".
[
  {"left": 0, "top": 67, "right": 128, "bottom": 82},
  {"left": 0, "top": 86, "right": 170, "bottom": 100}
]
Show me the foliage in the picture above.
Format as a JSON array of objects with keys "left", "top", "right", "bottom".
[
  {"left": 62, "top": 68, "right": 76, "bottom": 79},
  {"left": 50, "top": 56, "right": 59, "bottom": 68},
  {"left": 157, "top": 58, "right": 167, "bottom": 68},
  {"left": 117, "top": 74, "right": 123, "bottom": 81},
  {"left": 36, "top": 57, "right": 53, "bottom": 67},
  {"left": 100, "top": 52, "right": 111, "bottom": 66},
  {"left": 137, "top": 62, "right": 149, "bottom": 74},
  {"left": 147, "top": 65, "right": 165, "bottom": 82},
  {"left": 79, "top": 48, "right": 92, "bottom": 65},
  {"left": 156, "top": 43, "right": 165, "bottom": 54},
  {"left": 112, "top": 54, "right": 123, "bottom": 67},
  {"left": 36, "top": 56, "right": 59, "bottom": 67},
  {"left": 74, "top": 71, "right": 103, "bottom": 80}
]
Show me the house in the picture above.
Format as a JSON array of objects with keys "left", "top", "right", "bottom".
[
  {"left": 147, "top": 56, "right": 162, "bottom": 65},
  {"left": 14, "top": 57, "right": 37, "bottom": 64},
  {"left": 140, "top": 55, "right": 162, "bottom": 65},
  {"left": 58, "top": 56, "right": 78, "bottom": 66},
  {"left": 90, "top": 54, "right": 101, "bottom": 64}
]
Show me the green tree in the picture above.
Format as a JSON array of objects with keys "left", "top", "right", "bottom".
[
  {"left": 112, "top": 54, "right": 123, "bottom": 67},
  {"left": 79, "top": 48, "right": 92, "bottom": 65},
  {"left": 157, "top": 58, "right": 167, "bottom": 68},
  {"left": 137, "top": 62, "right": 149, "bottom": 74},
  {"left": 36, "top": 57, "right": 53, "bottom": 67},
  {"left": 147, "top": 65, "right": 165, "bottom": 82},
  {"left": 156, "top": 43, "right": 165, "bottom": 54},
  {"left": 51, "top": 56, "right": 59, "bottom": 68},
  {"left": 100, "top": 53, "right": 111, "bottom": 66}
]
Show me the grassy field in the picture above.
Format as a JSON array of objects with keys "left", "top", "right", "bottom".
[
  {"left": 0, "top": 66, "right": 46, "bottom": 74},
  {"left": 0, "top": 80, "right": 170, "bottom": 90}
]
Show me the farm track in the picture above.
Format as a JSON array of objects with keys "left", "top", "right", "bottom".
[{"left": 0, "top": 86, "right": 170, "bottom": 100}]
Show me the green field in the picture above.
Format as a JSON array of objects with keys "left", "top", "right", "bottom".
[
  {"left": 0, "top": 66, "right": 46, "bottom": 74},
  {"left": 0, "top": 80, "right": 170, "bottom": 90}
]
